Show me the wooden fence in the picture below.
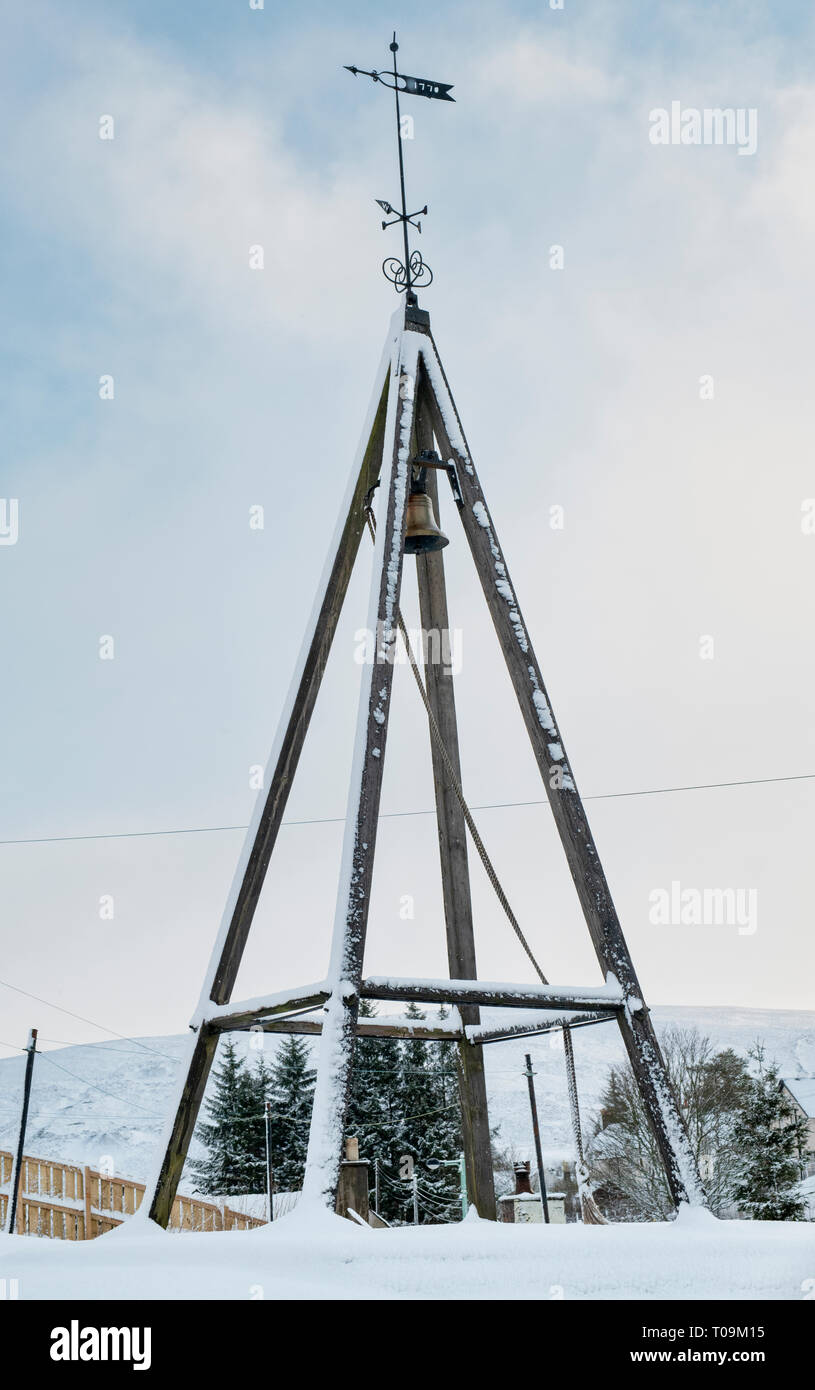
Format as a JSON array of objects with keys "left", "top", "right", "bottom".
[{"left": 0, "top": 1150, "right": 265, "bottom": 1239}]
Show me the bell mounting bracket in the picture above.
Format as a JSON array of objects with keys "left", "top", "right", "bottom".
[{"left": 413, "top": 447, "right": 464, "bottom": 510}]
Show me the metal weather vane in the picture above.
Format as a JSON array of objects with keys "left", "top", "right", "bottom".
[{"left": 345, "top": 33, "right": 455, "bottom": 305}]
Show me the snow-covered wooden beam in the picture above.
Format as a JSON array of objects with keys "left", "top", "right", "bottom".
[
  {"left": 465, "top": 1010, "right": 617, "bottom": 1046},
  {"left": 146, "top": 326, "right": 398, "bottom": 1229},
  {"left": 418, "top": 328, "right": 708, "bottom": 1211},
  {"left": 302, "top": 320, "right": 421, "bottom": 1210},
  {"left": 203, "top": 983, "right": 330, "bottom": 1033},
  {"left": 359, "top": 976, "right": 625, "bottom": 1012},
  {"left": 250, "top": 1016, "right": 464, "bottom": 1042}
]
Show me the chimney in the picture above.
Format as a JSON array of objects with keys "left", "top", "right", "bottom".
[{"left": 514, "top": 1161, "right": 532, "bottom": 1195}]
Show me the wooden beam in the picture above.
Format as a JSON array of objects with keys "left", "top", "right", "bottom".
[
  {"left": 360, "top": 977, "right": 624, "bottom": 1011},
  {"left": 147, "top": 356, "right": 392, "bottom": 1228},
  {"left": 302, "top": 317, "right": 419, "bottom": 1208},
  {"left": 205, "top": 985, "right": 330, "bottom": 1033},
  {"left": 414, "top": 371, "right": 495, "bottom": 1218},
  {"left": 419, "top": 330, "right": 706, "bottom": 1209},
  {"left": 255, "top": 1018, "right": 465, "bottom": 1041},
  {"left": 466, "top": 1012, "right": 617, "bottom": 1046},
  {"left": 211, "top": 372, "right": 390, "bottom": 1002}
]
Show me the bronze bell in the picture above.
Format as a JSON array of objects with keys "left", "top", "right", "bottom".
[{"left": 405, "top": 490, "right": 449, "bottom": 554}]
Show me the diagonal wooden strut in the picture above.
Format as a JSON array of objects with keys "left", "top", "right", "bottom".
[
  {"left": 301, "top": 314, "right": 419, "bottom": 1206},
  {"left": 417, "top": 326, "right": 706, "bottom": 1209},
  {"left": 146, "top": 322, "right": 396, "bottom": 1227}
]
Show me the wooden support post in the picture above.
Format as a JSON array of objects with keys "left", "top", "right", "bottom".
[
  {"left": 420, "top": 330, "right": 706, "bottom": 1209},
  {"left": 413, "top": 374, "right": 496, "bottom": 1220},
  {"left": 335, "top": 1137, "right": 370, "bottom": 1223},
  {"left": 302, "top": 319, "right": 418, "bottom": 1208},
  {"left": 147, "top": 356, "right": 393, "bottom": 1227},
  {"left": 83, "top": 1165, "right": 93, "bottom": 1240}
]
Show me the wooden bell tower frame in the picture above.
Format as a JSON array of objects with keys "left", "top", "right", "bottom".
[{"left": 146, "top": 301, "right": 706, "bottom": 1226}]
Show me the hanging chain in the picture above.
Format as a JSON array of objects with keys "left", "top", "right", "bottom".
[
  {"left": 562, "top": 1024, "right": 584, "bottom": 1164},
  {"left": 562, "top": 1022, "right": 607, "bottom": 1223}
]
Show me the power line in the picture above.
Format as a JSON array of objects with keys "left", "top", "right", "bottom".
[
  {"left": 36, "top": 1036, "right": 176, "bottom": 1056},
  {"left": 0, "top": 770, "right": 812, "bottom": 849},
  {"left": 36, "top": 1050, "right": 156, "bottom": 1114},
  {"left": 0, "top": 978, "right": 179, "bottom": 1064}
]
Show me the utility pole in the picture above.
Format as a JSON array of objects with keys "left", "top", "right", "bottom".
[
  {"left": 264, "top": 1100, "right": 274, "bottom": 1223},
  {"left": 524, "top": 1052, "right": 550, "bottom": 1224},
  {"left": 373, "top": 1156, "right": 380, "bottom": 1216},
  {"left": 6, "top": 1028, "right": 37, "bottom": 1236}
]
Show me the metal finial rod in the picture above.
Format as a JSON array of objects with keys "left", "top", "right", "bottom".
[
  {"left": 344, "top": 34, "right": 455, "bottom": 302},
  {"left": 390, "top": 35, "right": 415, "bottom": 303}
]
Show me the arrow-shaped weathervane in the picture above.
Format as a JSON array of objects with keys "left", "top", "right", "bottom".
[{"left": 345, "top": 34, "right": 455, "bottom": 303}]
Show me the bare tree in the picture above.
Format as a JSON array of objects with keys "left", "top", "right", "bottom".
[{"left": 588, "top": 1026, "right": 751, "bottom": 1220}]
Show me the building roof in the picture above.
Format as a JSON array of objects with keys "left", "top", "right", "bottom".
[{"left": 780, "top": 1076, "right": 815, "bottom": 1117}]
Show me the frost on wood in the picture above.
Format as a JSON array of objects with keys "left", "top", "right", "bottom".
[
  {"left": 470, "top": 501, "right": 529, "bottom": 655},
  {"left": 419, "top": 339, "right": 474, "bottom": 474},
  {"left": 202, "top": 983, "right": 329, "bottom": 1028},
  {"left": 362, "top": 975, "right": 626, "bottom": 1005},
  {"left": 377, "top": 347, "right": 417, "bottom": 664},
  {"left": 636, "top": 1023, "right": 708, "bottom": 1209},
  {"left": 302, "top": 321, "right": 418, "bottom": 1208},
  {"left": 300, "top": 984, "right": 359, "bottom": 1206}
]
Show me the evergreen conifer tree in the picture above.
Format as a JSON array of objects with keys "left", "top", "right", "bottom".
[
  {"left": 395, "top": 1004, "right": 462, "bottom": 1224},
  {"left": 732, "top": 1046, "right": 808, "bottom": 1221},
  {"left": 346, "top": 1000, "right": 404, "bottom": 1222},
  {"left": 268, "top": 1034, "right": 316, "bottom": 1193},
  {"left": 191, "top": 1039, "right": 264, "bottom": 1194}
]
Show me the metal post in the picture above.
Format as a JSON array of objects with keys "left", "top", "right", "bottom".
[
  {"left": 524, "top": 1053, "right": 550, "bottom": 1224},
  {"left": 264, "top": 1100, "right": 274, "bottom": 1223},
  {"left": 458, "top": 1152, "right": 468, "bottom": 1220},
  {"left": 412, "top": 1170, "right": 419, "bottom": 1225},
  {"left": 7, "top": 1029, "right": 37, "bottom": 1236},
  {"left": 374, "top": 1156, "right": 380, "bottom": 1216}
]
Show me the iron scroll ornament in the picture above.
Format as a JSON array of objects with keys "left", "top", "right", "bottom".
[{"left": 383, "top": 250, "right": 434, "bottom": 294}]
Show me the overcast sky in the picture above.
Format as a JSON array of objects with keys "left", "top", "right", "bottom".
[{"left": 2, "top": 0, "right": 814, "bottom": 1058}]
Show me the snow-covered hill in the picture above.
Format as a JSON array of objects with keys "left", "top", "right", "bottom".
[{"left": 1, "top": 1005, "right": 813, "bottom": 1190}]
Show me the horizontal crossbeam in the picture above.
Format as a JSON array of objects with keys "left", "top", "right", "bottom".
[
  {"left": 202, "top": 977, "right": 625, "bottom": 1034},
  {"left": 242, "top": 1016, "right": 464, "bottom": 1042},
  {"left": 204, "top": 983, "right": 329, "bottom": 1033},
  {"left": 360, "top": 976, "right": 625, "bottom": 1012},
  {"left": 466, "top": 1011, "right": 618, "bottom": 1046}
]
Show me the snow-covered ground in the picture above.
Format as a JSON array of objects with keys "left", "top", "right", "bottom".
[
  {"left": 2, "top": 1204, "right": 813, "bottom": 1301},
  {"left": 1, "top": 1003, "right": 813, "bottom": 1187}
]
